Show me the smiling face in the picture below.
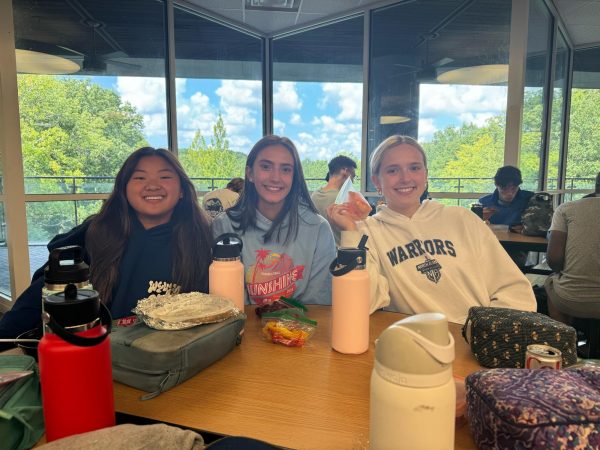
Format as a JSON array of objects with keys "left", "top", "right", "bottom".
[
  {"left": 372, "top": 143, "right": 428, "bottom": 217},
  {"left": 126, "top": 155, "right": 182, "bottom": 229},
  {"left": 246, "top": 144, "right": 294, "bottom": 220}
]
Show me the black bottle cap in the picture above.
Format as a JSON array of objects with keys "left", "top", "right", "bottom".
[
  {"left": 44, "top": 245, "right": 90, "bottom": 285},
  {"left": 44, "top": 285, "right": 100, "bottom": 327},
  {"left": 213, "top": 234, "right": 242, "bottom": 259},
  {"left": 336, "top": 247, "right": 366, "bottom": 266}
]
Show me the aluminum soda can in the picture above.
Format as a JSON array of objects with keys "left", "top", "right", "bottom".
[{"left": 525, "top": 344, "right": 562, "bottom": 369}]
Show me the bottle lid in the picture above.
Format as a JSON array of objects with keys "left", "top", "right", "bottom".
[
  {"left": 330, "top": 235, "right": 368, "bottom": 276},
  {"left": 374, "top": 313, "right": 455, "bottom": 387},
  {"left": 213, "top": 233, "right": 243, "bottom": 260},
  {"left": 336, "top": 247, "right": 366, "bottom": 266},
  {"left": 44, "top": 285, "right": 100, "bottom": 328},
  {"left": 44, "top": 245, "right": 90, "bottom": 285}
]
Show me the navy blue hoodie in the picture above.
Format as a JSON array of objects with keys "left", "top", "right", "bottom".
[{"left": 0, "top": 218, "right": 177, "bottom": 347}]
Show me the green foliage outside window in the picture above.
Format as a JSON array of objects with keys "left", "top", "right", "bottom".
[{"left": 16, "top": 76, "right": 600, "bottom": 243}]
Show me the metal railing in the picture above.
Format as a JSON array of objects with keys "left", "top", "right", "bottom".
[
  {"left": 14, "top": 175, "right": 596, "bottom": 196},
  {"left": 0, "top": 174, "right": 595, "bottom": 247}
]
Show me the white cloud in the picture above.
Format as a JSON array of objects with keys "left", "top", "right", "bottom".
[
  {"left": 418, "top": 118, "right": 438, "bottom": 143},
  {"left": 294, "top": 123, "right": 362, "bottom": 161},
  {"left": 216, "top": 80, "right": 262, "bottom": 108},
  {"left": 216, "top": 80, "right": 262, "bottom": 152},
  {"left": 117, "top": 77, "right": 166, "bottom": 113},
  {"left": 116, "top": 77, "right": 168, "bottom": 140},
  {"left": 420, "top": 84, "right": 507, "bottom": 116},
  {"left": 273, "top": 82, "right": 302, "bottom": 111},
  {"left": 290, "top": 113, "right": 302, "bottom": 125},
  {"left": 321, "top": 83, "right": 363, "bottom": 121},
  {"left": 273, "top": 119, "right": 286, "bottom": 135},
  {"left": 459, "top": 112, "right": 495, "bottom": 127}
]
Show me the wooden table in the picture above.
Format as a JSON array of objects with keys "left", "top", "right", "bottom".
[
  {"left": 492, "top": 229, "right": 548, "bottom": 253},
  {"left": 113, "top": 306, "right": 481, "bottom": 449}
]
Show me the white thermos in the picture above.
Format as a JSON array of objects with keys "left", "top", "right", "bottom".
[{"left": 370, "top": 313, "right": 456, "bottom": 450}]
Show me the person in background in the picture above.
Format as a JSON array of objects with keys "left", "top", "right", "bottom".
[
  {"left": 203, "top": 177, "right": 244, "bottom": 219},
  {"left": 479, "top": 166, "right": 534, "bottom": 226},
  {"left": 212, "top": 135, "right": 336, "bottom": 307},
  {"left": 582, "top": 171, "right": 600, "bottom": 198},
  {"left": 545, "top": 172, "right": 600, "bottom": 324},
  {"left": 311, "top": 155, "right": 357, "bottom": 246},
  {"left": 0, "top": 147, "right": 213, "bottom": 347},
  {"left": 328, "top": 135, "right": 536, "bottom": 324}
]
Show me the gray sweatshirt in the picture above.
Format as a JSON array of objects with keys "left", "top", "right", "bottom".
[{"left": 212, "top": 206, "right": 336, "bottom": 306}]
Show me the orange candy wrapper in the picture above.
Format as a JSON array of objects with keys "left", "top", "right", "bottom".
[
  {"left": 335, "top": 177, "right": 371, "bottom": 220},
  {"left": 346, "top": 191, "right": 372, "bottom": 220}
]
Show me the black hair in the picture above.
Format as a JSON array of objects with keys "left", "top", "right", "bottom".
[
  {"left": 494, "top": 166, "right": 523, "bottom": 187},
  {"left": 86, "top": 147, "right": 212, "bottom": 303},
  {"left": 325, "top": 155, "right": 357, "bottom": 182}
]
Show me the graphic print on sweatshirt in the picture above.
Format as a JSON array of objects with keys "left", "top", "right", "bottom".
[
  {"left": 385, "top": 238, "right": 457, "bottom": 284},
  {"left": 246, "top": 249, "right": 305, "bottom": 305}
]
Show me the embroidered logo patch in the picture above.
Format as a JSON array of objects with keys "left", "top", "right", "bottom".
[{"left": 416, "top": 257, "right": 442, "bottom": 283}]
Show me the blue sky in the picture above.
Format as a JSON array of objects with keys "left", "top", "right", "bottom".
[{"left": 90, "top": 76, "right": 508, "bottom": 161}]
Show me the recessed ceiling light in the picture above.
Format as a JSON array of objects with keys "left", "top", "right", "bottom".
[{"left": 245, "top": 0, "right": 300, "bottom": 12}]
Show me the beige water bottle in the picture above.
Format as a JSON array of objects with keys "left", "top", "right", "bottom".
[
  {"left": 209, "top": 233, "right": 245, "bottom": 311},
  {"left": 370, "top": 313, "right": 456, "bottom": 450},
  {"left": 330, "top": 235, "right": 370, "bottom": 354}
]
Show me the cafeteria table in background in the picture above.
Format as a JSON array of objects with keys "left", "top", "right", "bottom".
[
  {"left": 492, "top": 228, "right": 551, "bottom": 275},
  {"left": 113, "top": 306, "right": 482, "bottom": 449}
]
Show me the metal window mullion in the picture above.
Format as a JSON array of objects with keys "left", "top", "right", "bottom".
[
  {"left": 361, "top": 11, "right": 370, "bottom": 194},
  {"left": 540, "top": 17, "right": 558, "bottom": 191},
  {"left": 165, "top": 0, "right": 178, "bottom": 154},
  {"left": 557, "top": 36, "right": 573, "bottom": 204},
  {"left": 263, "top": 37, "right": 272, "bottom": 136}
]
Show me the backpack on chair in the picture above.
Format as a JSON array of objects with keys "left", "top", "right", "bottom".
[{"left": 521, "top": 192, "right": 553, "bottom": 237}]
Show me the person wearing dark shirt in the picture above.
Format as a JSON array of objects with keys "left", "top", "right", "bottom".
[
  {"left": 0, "top": 147, "right": 213, "bottom": 347},
  {"left": 479, "top": 166, "right": 534, "bottom": 226}
]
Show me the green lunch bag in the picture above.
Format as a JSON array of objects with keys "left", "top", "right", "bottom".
[{"left": 0, "top": 354, "right": 44, "bottom": 450}]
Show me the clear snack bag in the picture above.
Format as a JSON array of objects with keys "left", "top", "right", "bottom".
[
  {"left": 335, "top": 177, "right": 371, "bottom": 220},
  {"left": 261, "top": 310, "right": 317, "bottom": 347}
]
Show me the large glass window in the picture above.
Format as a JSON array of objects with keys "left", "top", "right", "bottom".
[
  {"left": 520, "top": 0, "right": 552, "bottom": 191},
  {"left": 272, "top": 16, "right": 363, "bottom": 190},
  {"left": 566, "top": 47, "right": 600, "bottom": 198},
  {"left": 368, "top": 0, "right": 512, "bottom": 195},
  {"left": 13, "top": 0, "right": 167, "bottom": 269},
  {"left": 174, "top": 7, "right": 263, "bottom": 192}
]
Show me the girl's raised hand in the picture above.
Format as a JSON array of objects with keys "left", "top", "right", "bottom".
[{"left": 327, "top": 203, "right": 359, "bottom": 231}]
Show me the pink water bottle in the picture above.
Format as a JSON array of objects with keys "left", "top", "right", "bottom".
[
  {"left": 38, "top": 284, "right": 115, "bottom": 442},
  {"left": 209, "top": 233, "right": 245, "bottom": 311},
  {"left": 330, "top": 235, "right": 370, "bottom": 354}
]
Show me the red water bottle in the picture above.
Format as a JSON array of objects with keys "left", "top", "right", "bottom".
[{"left": 38, "top": 284, "right": 115, "bottom": 442}]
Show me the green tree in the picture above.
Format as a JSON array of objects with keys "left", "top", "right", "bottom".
[
  {"left": 17, "top": 75, "right": 148, "bottom": 239},
  {"left": 179, "top": 113, "right": 246, "bottom": 189},
  {"left": 18, "top": 75, "right": 147, "bottom": 180}
]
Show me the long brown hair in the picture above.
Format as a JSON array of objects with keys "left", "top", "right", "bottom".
[
  {"left": 227, "top": 135, "right": 317, "bottom": 244},
  {"left": 86, "top": 147, "right": 212, "bottom": 303}
]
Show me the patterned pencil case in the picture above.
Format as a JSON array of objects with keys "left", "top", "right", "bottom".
[
  {"left": 461, "top": 306, "right": 577, "bottom": 368},
  {"left": 466, "top": 366, "right": 600, "bottom": 450}
]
